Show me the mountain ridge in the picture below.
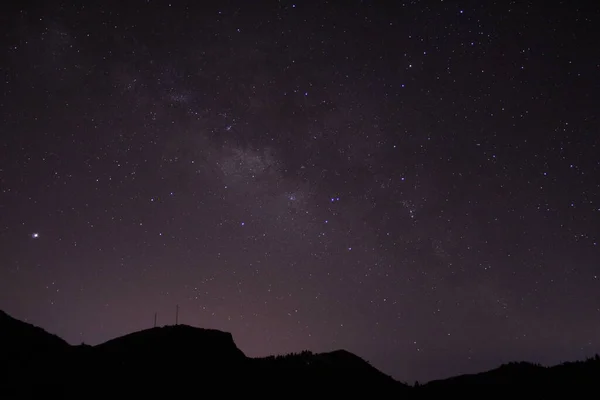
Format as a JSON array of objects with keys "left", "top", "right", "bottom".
[
  {"left": 1, "top": 309, "right": 598, "bottom": 394},
  {"left": 0, "top": 309, "right": 69, "bottom": 351},
  {"left": 0, "top": 309, "right": 407, "bottom": 396}
]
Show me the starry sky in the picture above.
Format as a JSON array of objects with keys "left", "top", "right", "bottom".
[{"left": 1, "top": 0, "right": 599, "bottom": 383}]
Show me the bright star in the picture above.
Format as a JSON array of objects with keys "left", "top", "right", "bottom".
[{"left": 31, "top": 233, "right": 39, "bottom": 239}]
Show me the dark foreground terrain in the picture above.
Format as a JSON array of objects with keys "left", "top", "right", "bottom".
[{"left": 1, "top": 309, "right": 598, "bottom": 396}]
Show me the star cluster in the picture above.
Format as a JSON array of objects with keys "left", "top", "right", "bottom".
[{"left": 0, "top": 1, "right": 598, "bottom": 383}]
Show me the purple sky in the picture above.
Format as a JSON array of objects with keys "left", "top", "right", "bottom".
[{"left": 1, "top": 0, "right": 598, "bottom": 383}]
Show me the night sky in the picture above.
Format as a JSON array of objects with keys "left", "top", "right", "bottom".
[{"left": 1, "top": 0, "right": 599, "bottom": 383}]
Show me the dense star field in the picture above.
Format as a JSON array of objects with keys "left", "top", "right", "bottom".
[{"left": 0, "top": 1, "right": 598, "bottom": 383}]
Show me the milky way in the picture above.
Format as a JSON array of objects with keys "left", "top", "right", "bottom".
[{"left": 0, "top": 1, "right": 598, "bottom": 383}]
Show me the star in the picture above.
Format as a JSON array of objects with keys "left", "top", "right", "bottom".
[{"left": 0, "top": 0, "right": 597, "bottom": 386}]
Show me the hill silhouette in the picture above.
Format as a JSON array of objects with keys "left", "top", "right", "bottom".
[
  {"left": 88, "top": 324, "right": 250, "bottom": 392},
  {"left": 0, "top": 310, "right": 406, "bottom": 396},
  {"left": 1, "top": 309, "right": 70, "bottom": 389},
  {"left": 421, "top": 357, "right": 600, "bottom": 389},
  {"left": 1, "top": 309, "right": 598, "bottom": 395},
  {"left": 0, "top": 309, "right": 69, "bottom": 351}
]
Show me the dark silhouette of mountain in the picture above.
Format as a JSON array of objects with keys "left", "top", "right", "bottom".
[
  {"left": 0, "top": 310, "right": 407, "bottom": 396},
  {"left": 86, "top": 324, "right": 249, "bottom": 392},
  {"left": 0, "top": 309, "right": 70, "bottom": 388},
  {"left": 249, "top": 349, "right": 407, "bottom": 395},
  {"left": 421, "top": 357, "right": 600, "bottom": 389},
  {"left": 0, "top": 309, "right": 68, "bottom": 351},
  {"left": 95, "top": 324, "right": 246, "bottom": 362},
  {"left": 1, "top": 309, "right": 599, "bottom": 396}
]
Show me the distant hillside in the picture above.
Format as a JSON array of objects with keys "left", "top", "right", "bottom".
[
  {"left": 1, "top": 309, "right": 598, "bottom": 395},
  {"left": 0, "top": 309, "right": 68, "bottom": 352},
  {"left": 87, "top": 324, "right": 250, "bottom": 390},
  {"left": 0, "top": 310, "right": 70, "bottom": 390},
  {"left": 250, "top": 349, "right": 406, "bottom": 393},
  {"left": 0, "top": 310, "right": 407, "bottom": 396},
  {"left": 422, "top": 357, "right": 600, "bottom": 388},
  {"left": 95, "top": 324, "right": 246, "bottom": 361}
]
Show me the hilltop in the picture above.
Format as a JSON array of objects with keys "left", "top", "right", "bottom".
[
  {"left": 0, "top": 310, "right": 406, "bottom": 396},
  {"left": 1, "top": 309, "right": 598, "bottom": 396}
]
